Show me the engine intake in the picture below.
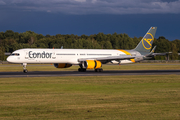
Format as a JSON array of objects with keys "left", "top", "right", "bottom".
[
  {"left": 82, "top": 60, "right": 102, "bottom": 69},
  {"left": 54, "top": 63, "right": 72, "bottom": 68}
]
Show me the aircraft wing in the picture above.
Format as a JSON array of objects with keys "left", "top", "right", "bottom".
[
  {"left": 145, "top": 46, "right": 172, "bottom": 57},
  {"left": 78, "top": 55, "right": 136, "bottom": 62},
  {"left": 152, "top": 53, "right": 167, "bottom": 56},
  {"left": 152, "top": 52, "right": 172, "bottom": 56}
]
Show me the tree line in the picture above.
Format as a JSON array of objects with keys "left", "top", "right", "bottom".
[{"left": 0, "top": 30, "right": 179, "bottom": 61}]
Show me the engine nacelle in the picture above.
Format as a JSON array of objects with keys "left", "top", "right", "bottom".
[
  {"left": 82, "top": 60, "right": 102, "bottom": 69},
  {"left": 54, "top": 63, "right": 72, "bottom": 68}
]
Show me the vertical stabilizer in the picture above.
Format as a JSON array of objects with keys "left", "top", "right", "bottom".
[{"left": 134, "top": 27, "right": 157, "bottom": 53}]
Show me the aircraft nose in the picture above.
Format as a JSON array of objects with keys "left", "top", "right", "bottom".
[{"left": 7, "top": 56, "right": 13, "bottom": 63}]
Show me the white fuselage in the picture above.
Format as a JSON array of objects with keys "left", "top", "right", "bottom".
[{"left": 7, "top": 48, "right": 140, "bottom": 64}]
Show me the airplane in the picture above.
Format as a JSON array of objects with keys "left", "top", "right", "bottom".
[{"left": 7, "top": 27, "right": 157, "bottom": 73}]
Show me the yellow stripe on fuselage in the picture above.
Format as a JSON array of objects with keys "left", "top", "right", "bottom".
[
  {"left": 117, "top": 50, "right": 135, "bottom": 63},
  {"left": 118, "top": 50, "right": 131, "bottom": 56}
]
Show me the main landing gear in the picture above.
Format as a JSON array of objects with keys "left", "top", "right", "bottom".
[
  {"left": 95, "top": 68, "right": 103, "bottom": 72},
  {"left": 23, "top": 63, "right": 28, "bottom": 73},
  {"left": 78, "top": 68, "right": 86, "bottom": 72},
  {"left": 78, "top": 67, "right": 103, "bottom": 72}
]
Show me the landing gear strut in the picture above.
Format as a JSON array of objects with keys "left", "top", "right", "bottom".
[
  {"left": 23, "top": 63, "right": 28, "bottom": 73},
  {"left": 78, "top": 64, "right": 86, "bottom": 72}
]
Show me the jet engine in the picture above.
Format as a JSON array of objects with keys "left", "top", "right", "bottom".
[
  {"left": 82, "top": 60, "right": 102, "bottom": 69},
  {"left": 54, "top": 63, "right": 72, "bottom": 68}
]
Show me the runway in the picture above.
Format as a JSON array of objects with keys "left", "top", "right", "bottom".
[{"left": 0, "top": 70, "right": 180, "bottom": 78}]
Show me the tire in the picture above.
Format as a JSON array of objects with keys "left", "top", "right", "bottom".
[
  {"left": 78, "top": 68, "right": 86, "bottom": 72},
  {"left": 95, "top": 69, "right": 103, "bottom": 72},
  {"left": 23, "top": 69, "right": 28, "bottom": 73}
]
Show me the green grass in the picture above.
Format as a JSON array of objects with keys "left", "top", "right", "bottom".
[
  {"left": 0, "top": 75, "right": 180, "bottom": 119},
  {"left": 0, "top": 63, "right": 180, "bottom": 72}
]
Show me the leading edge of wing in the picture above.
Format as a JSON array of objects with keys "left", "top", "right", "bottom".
[{"left": 78, "top": 55, "right": 136, "bottom": 62}]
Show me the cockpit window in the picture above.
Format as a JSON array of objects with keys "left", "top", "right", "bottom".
[{"left": 11, "top": 53, "right": 20, "bottom": 56}]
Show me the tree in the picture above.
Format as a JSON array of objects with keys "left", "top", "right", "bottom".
[
  {"left": 0, "top": 30, "right": 180, "bottom": 61},
  {"left": 28, "top": 36, "right": 35, "bottom": 46},
  {"left": 4, "top": 30, "right": 14, "bottom": 38},
  {"left": 110, "top": 32, "right": 119, "bottom": 49},
  {"left": 170, "top": 43, "right": 179, "bottom": 60},
  {"left": 0, "top": 32, "right": 4, "bottom": 39},
  {"left": 37, "top": 34, "right": 45, "bottom": 40},
  {"left": 101, "top": 41, "right": 112, "bottom": 49},
  {"left": 96, "top": 33, "right": 107, "bottom": 43},
  {"left": 154, "top": 36, "right": 170, "bottom": 53},
  {"left": 0, "top": 46, "right": 5, "bottom": 61}
]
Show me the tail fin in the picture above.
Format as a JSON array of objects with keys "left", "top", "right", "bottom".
[{"left": 134, "top": 27, "right": 157, "bottom": 53}]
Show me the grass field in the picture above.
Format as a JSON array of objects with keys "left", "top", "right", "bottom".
[
  {"left": 0, "top": 63, "right": 180, "bottom": 72},
  {"left": 0, "top": 75, "right": 180, "bottom": 120}
]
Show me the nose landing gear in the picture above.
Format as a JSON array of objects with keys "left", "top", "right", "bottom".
[{"left": 23, "top": 63, "right": 28, "bottom": 73}]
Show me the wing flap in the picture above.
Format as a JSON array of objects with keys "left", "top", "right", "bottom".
[{"left": 78, "top": 56, "right": 136, "bottom": 62}]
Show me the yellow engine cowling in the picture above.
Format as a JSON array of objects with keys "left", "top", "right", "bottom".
[
  {"left": 54, "top": 63, "right": 72, "bottom": 68},
  {"left": 82, "top": 60, "right": 102, "bottom": 69}
]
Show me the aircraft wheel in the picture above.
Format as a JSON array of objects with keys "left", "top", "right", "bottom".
[
  {"left": 23, "top": 69, "right": 28, "bottom": 73},
  {"left": 78, "top": 68, "right": 86, "bottom": 72},
  {"left": 95, "top": 68, "right": 103, "bottom": 72},
  {"left": 78, "top": 68, "right": 81, "bottom": 72}
]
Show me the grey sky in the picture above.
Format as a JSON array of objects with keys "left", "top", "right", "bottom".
[{"left": 1, "top": 0, "right": 180, "bottom": 14}]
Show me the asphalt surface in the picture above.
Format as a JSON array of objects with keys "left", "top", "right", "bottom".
[{"left": 0, "top": 70, "right": 180, "bottom": 78}]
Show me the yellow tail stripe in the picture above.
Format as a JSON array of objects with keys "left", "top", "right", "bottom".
[{"left": 118, "top": 50, "right": 131, "bottom": 55}]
